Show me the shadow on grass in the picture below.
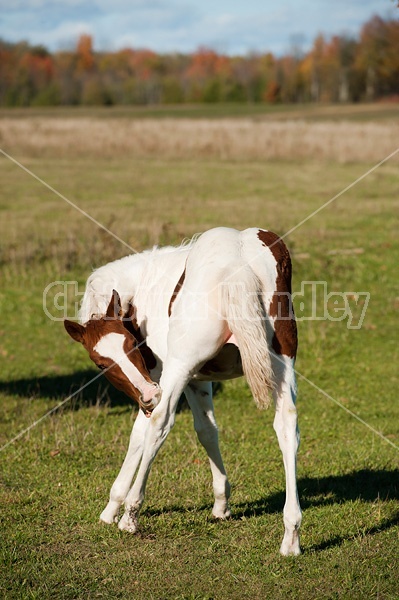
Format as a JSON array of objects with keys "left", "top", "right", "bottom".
[
  {"left": 143, "top": 469, "right": 399, "bottom": 552},
  {"left": 298, "top": 469, "right": 399, "bottom": 552},
  {"left": 144, "top": 469, "right": 399, "bottom": 516},
  {"left": 0, "top": 371, "right": 223, "bottom": 410},
  {"left": 235, "top": 468, "right": 399, "bottom": 515},
  {"left": 0, "top": 369, "right": 132, "bottom": 408}
]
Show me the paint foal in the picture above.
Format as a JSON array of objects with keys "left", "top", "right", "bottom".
[{"left": 64, "top": 227, "right": 302, "bottom": 555}]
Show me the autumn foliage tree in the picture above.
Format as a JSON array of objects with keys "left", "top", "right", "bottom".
[{"left": 0, "top": 16, "right": 398, "bottom": 107}]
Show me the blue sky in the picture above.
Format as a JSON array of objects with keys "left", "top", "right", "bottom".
[{"left": 0, "top": 0, "right": 396, "bottom": 55}]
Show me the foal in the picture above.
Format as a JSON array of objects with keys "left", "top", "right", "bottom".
[{"left": 64, "top": 226, "right": 302, "bottom": 555}]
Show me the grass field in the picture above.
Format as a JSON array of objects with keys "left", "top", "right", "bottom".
[{"left": 0, "top": 104, "right": 398, "bottom": 599}]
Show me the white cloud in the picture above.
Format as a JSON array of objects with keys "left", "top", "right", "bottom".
[{"left": 0, "top": 0, "right": 393, "bottom": 55}]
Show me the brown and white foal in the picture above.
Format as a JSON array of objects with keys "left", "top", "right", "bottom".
[{"left": 64, "top": 227, "right": 302, "bottom": 555}]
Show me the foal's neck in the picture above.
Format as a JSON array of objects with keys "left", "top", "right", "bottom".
[{"left": 79, "top": 246, "right": 190, "bottom": 324}]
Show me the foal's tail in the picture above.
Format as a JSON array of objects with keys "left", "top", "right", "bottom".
[{"left": 222, "top": 266, "right": 274, "bottom": 409}]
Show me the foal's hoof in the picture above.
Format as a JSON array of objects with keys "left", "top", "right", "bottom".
[
  {"left": 118, "top": 511, "right": 139, "bottom": 534},
  {"left": 212, "top": 506, "right": 231, "bottom": 520},
  {"left": 99, "top": 513, "right": 117, "bottom": 525},
  {"left": 280, "top": 534, "right": 301, "bottom": 557},
  {"left": 100, "top": 503, "right": 120, "bottom": 525},
  {"left": 99, "top": 516, "right": 118, "bottom": 526}
]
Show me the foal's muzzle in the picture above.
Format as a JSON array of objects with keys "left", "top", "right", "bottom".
[{"left": 139, "top": 383, "right": 162, "bottom": 417}]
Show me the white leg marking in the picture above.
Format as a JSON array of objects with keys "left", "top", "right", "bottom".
[
  {"left": 272, "top": 356, "right": 302, "bottom": 556},
  {"left": 118, "top": 358, "right": 191, "bottom": 533},
  {"left": 100, "top": 409, "right": 149, "bottom": 525},
  {"left": 185, "top": 382, "right": 231, "bottom": 519}
]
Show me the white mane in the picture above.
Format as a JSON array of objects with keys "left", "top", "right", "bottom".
[{"left": 78, "top": 235, "right": 200, "bottom": 324}]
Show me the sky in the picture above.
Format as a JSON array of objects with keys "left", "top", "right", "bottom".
[{"left": 0, "top": 0, "right": 396, "bottom": 56}]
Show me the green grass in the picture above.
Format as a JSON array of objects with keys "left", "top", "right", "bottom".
[
  {"left": 0, "top": 101, "right": 398, "bottom": 122},
  {"left": 0, "top": 108, "right": 399, "bottom": 599}
]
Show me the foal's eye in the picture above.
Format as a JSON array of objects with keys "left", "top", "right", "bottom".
[{"left": 97, "top": 364, "right": 106, "bottom": 371}]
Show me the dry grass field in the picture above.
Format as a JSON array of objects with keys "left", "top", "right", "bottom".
[{"left": 1, "top": 103, "right": 398, "bottom": 163}]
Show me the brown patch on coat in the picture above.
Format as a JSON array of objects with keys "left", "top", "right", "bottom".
[
  {"left": 258, "top": 230, "right": 297, "bottom": 358},
  {"left": 168, "top": 268, "right": 186, "bottom": 317},
  {"left": 122, "top": 304, "right": 157, "bottom": 371}
]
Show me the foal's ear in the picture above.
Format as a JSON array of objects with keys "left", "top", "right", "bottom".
[
  {"left": 106, "top": 289, "right": 123, "bottom": 319},
  {"left": 64, "top": 320, "right": 85, "bottom": 344}
]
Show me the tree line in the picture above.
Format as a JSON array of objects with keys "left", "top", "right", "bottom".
[{"left": 0, "top": 15, "right": 398, "bottom": 107}]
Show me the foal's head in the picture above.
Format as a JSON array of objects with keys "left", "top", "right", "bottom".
[{"left": 64, "top": 290, "right": 161, "bottom": 416}]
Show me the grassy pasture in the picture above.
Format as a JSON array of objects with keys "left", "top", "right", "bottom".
[{"left": 0, "top": 104, "right": 398, "bottom": 599}]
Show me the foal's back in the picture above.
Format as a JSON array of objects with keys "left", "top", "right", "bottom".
[{"left": 183, "top": 226, "right": 281, "bottom": 295}]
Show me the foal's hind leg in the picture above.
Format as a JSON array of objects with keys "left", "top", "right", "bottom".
[
  {"left": 272, "top": 354, "right": 302, "bottom": 556},
  {"left": 100, "top": 409, "right": 149, "bottom": 524},
  {"left": 185, "top": 381, "right": 231, "bottom": 519}
]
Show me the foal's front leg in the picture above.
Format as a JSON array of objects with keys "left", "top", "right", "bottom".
[
  {"left": 100, "top": 409, "right": 150, "bottom": 524},
  {"left": 118, "top": 358, "right": 190, "bottom": 533}
]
